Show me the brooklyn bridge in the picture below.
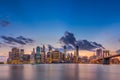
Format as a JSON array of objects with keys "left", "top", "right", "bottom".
[{"left": 92, "top": 52, "right": 120, "bottom": 65}]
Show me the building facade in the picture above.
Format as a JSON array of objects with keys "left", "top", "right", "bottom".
[{"left": 36, "top": 46, "right": 41, "bottom": 64}]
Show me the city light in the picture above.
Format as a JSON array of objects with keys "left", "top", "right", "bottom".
[{"left": 6, "top": 46, "right": 120, "bottom": 65}]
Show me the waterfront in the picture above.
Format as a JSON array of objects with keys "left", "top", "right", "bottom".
[{"left": 0, "top": 64, "right": 120, "bottom": 80}]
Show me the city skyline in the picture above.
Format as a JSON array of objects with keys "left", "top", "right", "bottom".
[{"left": 0, "top": 0, "right": 120, "bottom": 55}]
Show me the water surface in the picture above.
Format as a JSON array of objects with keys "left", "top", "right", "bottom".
[{"left": 0, "top": 64, "right": 120, "bottom": 80}]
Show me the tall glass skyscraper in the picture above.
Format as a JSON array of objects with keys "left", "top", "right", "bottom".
[{"left": 36, "top": 46, "right": 41, "bottom": 64}]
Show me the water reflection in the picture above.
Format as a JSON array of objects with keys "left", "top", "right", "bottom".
[
  {"left": 0, "top": 64, "right": 120, "bottom": 80},
  {"left": 8, "top": 65, "right": 24, "bottom": 80}
]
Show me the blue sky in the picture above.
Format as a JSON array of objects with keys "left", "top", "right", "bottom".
[{"left": 0, "top": 0, "right": 120, "bottom": 55}]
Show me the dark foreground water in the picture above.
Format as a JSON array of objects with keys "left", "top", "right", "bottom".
[{"left": 0, "top": 64, "right": 120, "bottom": 80}]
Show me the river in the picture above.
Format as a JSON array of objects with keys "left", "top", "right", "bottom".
[{"left": 0, "top": 64, "right": 120, "bottom": 80}]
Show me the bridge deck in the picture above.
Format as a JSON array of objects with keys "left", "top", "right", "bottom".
[{"left": 96, "top": 54, "right": 120, "bottom": 60}]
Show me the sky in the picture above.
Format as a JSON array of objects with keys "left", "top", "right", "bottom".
[{"left": 0, "top": 0, "right": 120, "bottom": 56}]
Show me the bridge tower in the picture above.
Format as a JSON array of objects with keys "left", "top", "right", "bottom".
[{"left": 102, "top": 50, "right": 110, "bottom": 65}]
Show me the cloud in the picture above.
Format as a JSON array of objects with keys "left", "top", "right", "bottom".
[
  {"left": 0, "top": 20, "right": 10, "bottom": 27},
  {"left": 16, "top": 36, "right": 34, "bottom": 44},
  {"left": 60, "top": 31, "right": 76, "bottom": 46},
  {"left": 59, "top": 31, "right": 104, "bottom": 50},
  {"left": 0, "top": 42, "right": 7, "bottom": 48},
  {"left": 1, "top": 36, "right": 34, "bottom": 46},
  {"left": 47, "top": 44, "right": 54, "bottom": 49}
]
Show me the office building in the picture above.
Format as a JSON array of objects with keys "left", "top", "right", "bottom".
[{"left": 36, "top": 46, "right": 41, "bottom": 64}]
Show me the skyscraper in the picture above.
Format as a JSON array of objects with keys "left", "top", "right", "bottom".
[
  {"left": 47, "top": 46, "right": 52, "bottom": 63},
  {"left": 12, "top": 47, "right": 19, "bottom": 61},
  {"left": 96, "top": 49, "right": 102, "bottom": 57},
  {"left": 19, "top": 49, "right": 24, "bottom": 61},
  {"left": 30, "top": 48, "right": 36, "bottom": 64},
  {"left": 64, "top": 46, "right": 67, "bottom": 56},
  {"left": 7, "top": 47, "right": 20, "bottom": 64},
  {"left": 48, "top": 46, "right": 52, "bottom": 53},
  {"left": 36, "top": 46, "right": 41, "bottom": 64},
  {"left": 42, "top": 45, "right": 46, "bottom": 63},
  {"left": 75, "top": 46, "right": 79, "bottom": 63}
]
